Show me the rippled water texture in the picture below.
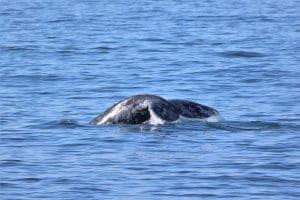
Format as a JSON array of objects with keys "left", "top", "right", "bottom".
[{"left": 1, "top": 0, "right": 300, "bottom": 199}]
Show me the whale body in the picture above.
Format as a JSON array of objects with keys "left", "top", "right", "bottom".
[{"left": 90, "top": 94, "right": 220, "bottom": 125}]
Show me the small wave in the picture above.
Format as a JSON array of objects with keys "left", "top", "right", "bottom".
[
  {"left": 90, "top": 46, "right": 117, "bottom": 53},
  {"left": 137, "top": 37, "right": 166, "bottom": 42},
  {"left": 3, "top": 45, "right": 38, "bottom": 52},
  {"left": 138, "top": 48, "right": 168, "bottom": 53},
  {"left": 28, "top": 119, "right": 84, "bottom": 129},
  {"left": 8, "top": 74, "right": 60, "bottom": 81},
  {"left": 0, "top": 182, "right": 19, "bottom": 188},
  {"left": 207, "top": 121, "right": 299, "bottom": 132},
  {"left": 91, "top": 46, "right": 116, "bottom": 51},
  {"left": 47, "top": 18, "right": 75, "bottom": 23},
  {"left": 219, "top": 50, "right": 265, "bottom": 58},
  {"left": 17, "top": 177, "right": 43, "bottom": 183},
  {"left": 1, "top": 159, "right": 23, "bottom": 167}
]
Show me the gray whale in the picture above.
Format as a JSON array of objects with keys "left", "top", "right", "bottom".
[{"left": 90, "top": 94, "right": 220, "bottom": 125}]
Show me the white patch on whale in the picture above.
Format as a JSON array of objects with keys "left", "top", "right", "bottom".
[{"left": 148, "top": 107, "right": 166, "bottom": 125}]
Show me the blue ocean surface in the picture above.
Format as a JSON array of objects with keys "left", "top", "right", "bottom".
[{"left": 1, "top": 0, "right": 300, "bottom": 199}]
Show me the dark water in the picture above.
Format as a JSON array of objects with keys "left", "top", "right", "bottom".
[{"left": 1, "top": 0, "right": 300, "bottom": 199}]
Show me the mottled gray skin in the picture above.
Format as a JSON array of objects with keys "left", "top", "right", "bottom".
[
  {"left": 90, "top": 95, "right": 178, "bottom": 124},
  {"left": 168, "top": 99, "right": 219, "bottom": 119},
  {"left": 90, "top": 94, "right": 219, "bottom": 125}
]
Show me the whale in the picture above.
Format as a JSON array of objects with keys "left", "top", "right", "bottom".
[{"left": 90, "top": 94, "right": 220, "bottom": 125}]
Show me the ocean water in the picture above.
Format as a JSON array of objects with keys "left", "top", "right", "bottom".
[{"left": 1, "top": 0, "right": 300, "bottom": 199}]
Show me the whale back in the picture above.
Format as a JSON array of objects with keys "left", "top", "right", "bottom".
[
  {"left": 90, "top": 95, "right": 179, "bottom": 125},
  {"left": 90, "top": 95, "right": 149, "bottom": 124}
]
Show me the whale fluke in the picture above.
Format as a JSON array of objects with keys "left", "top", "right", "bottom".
[
  {"left": 168, "top": 99, "right": 219, "bottom": 119},
  {"left": 90, "top": 94, "right": 220, "bottom": 125}
]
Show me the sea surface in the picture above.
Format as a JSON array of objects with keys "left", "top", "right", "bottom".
[{"left": 1, "top": 0, "right": 300, "bottom": 199}]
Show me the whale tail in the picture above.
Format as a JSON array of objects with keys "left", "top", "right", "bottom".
[
  {"left": 90, "top": 95, "right": 221, "bottom": 125},
  {"left": 169, "top": 99, "right": 219, "bottom": 119}
]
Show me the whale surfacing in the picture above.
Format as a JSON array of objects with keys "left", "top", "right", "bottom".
[{"left": 90, "top": 94, "right": 220, "bottom": 125}]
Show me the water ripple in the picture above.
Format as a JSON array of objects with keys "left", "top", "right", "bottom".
[
  {"left": 28, "top": 119, "right": 85, "bottom": 129},
  {"left": 219, "top": 50, "right": 265, "bottom": 58}
]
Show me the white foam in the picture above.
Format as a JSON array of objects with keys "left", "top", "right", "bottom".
[
  {"left": 175, "top": 114, "right": 223, "bottom": 123},
  {"left": 201, "top": 114, "right": 223, "bottom": 122}
]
